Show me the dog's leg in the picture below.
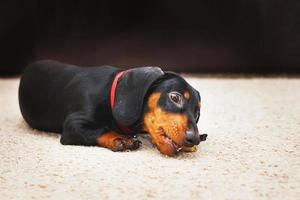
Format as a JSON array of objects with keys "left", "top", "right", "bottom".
[
  {"left": 97, "top": 131, "right": 140, "bottom": 151},
  {"left": 60, "top": 112, "right": 140, "bottom": 151},
  {"left": 60, "top": 112, "right": 104, "bottom": 146}
]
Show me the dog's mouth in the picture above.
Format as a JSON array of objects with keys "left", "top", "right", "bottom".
[{"left": 159, "top": 127, "right": 182, "bottom": 152}]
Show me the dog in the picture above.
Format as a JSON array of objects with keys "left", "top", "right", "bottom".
[{"left": 19, "top": 60, "right": 207, "bottom": 156}]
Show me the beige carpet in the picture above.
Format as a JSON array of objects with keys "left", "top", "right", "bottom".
[{"left": 0, "top": 77, "right": 299, "bottom": 200}]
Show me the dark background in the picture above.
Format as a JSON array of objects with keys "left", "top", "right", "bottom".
[{"left": 1, "top": 0, "right": 300, "bottom": 75}]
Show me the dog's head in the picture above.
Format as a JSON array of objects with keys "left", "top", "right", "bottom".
[{"left": 112, "top": 67, "right": 204, "bottom": 156}]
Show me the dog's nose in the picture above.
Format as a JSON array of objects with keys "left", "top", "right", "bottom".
[{"left": 184, "top": 130, "right": 200, "bottom": 147}]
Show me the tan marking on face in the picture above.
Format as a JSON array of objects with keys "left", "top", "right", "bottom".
[
  {"left": 143, "top": 93, "right": 188, "bottom": 156},
  {"left": 184, "top": 91, "right": 190, "bottom": 99},
  {"left": 199, "top": 101, "right": 201, "bottom": 108}
]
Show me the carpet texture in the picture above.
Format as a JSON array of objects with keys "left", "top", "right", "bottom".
[{"left": 0, "top": 77, "right": 299, "bottom": 200}]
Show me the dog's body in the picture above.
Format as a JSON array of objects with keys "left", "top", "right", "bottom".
[
  {"left": 19, "top": 60, "right": 206, "bottom": 156},
  {"left": 19, "top": 60, "right": 123, "bottom": 146}
]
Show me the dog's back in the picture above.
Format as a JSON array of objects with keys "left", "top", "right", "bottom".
[
  {"left": 19, "top": 60, "right": 117, "bottom": 133},
  {"left": 19, "top": 60, "right": 81, "bottom": 132}
]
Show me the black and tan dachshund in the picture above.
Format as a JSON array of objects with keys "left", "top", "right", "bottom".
[{"left": 19, "top": 60, "right": 207, "bottom": 156}]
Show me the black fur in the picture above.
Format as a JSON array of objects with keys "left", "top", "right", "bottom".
[{"left": 19, "top": 60, "right": 205, "bottom": 147}]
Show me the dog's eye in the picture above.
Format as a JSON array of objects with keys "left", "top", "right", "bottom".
[{"left": 169, "top": 92, "right": 183, "bottom": 105}]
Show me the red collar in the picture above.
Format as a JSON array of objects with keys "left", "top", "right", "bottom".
[{"left": 110, "top": 70, "right": 133, "bottom": 134}]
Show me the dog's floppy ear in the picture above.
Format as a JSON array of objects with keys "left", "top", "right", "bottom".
[{"left": 112, "top": 67, "right": 164, "bottom": 126}]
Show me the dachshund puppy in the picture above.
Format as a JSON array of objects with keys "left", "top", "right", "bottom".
[{"left": 19, "top": 60, "right": 207, "bottom": 156}]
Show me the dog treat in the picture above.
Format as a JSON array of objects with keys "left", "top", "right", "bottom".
[
  {"left": 182, "top": 146, "right": 198, "bottom": 152},
  {"left": 200, "top": 134, "right": 208, "bottom": 142}
]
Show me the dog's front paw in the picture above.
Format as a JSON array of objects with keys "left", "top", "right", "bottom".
[
  {"left": 124, "top": 137, "right": 142, "bottom": 150},
  {"left": 97, "top": 132, "right": 141, "bottom": 152},
  {"left": 112, "top": 137, "right": 141, "bottom": 152}
]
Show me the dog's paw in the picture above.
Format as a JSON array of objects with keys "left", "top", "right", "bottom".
[{"left": 112, "top": 137, "right": 141, "bottom": 151}]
